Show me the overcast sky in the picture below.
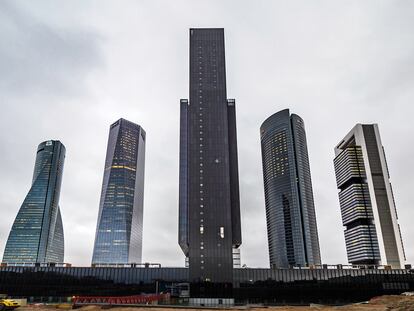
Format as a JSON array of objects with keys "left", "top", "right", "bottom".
[{"left": 0, "top": 0, "right": 413, "bottom": 268}]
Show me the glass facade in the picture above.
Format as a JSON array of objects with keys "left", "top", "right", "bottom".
[
  {"left": 185, "top": 248, "right": 241, "bottom": 268},
  {"left": 2, "top": 140, "right": 65, "bottom": 264},
  {"left": 334, "top": 124, "right": 405, "bottom": 268},
  {"left": 260, "top": 110, "right": 321, "bottom": 268},
  {"left": 232, "top": 247, "right": 241, "bottom": 268},
  {"left": 179, "top": 28, "right": 242, "bottom": 287},
  {"left": 0, "top": 266, "right": 412, "bottom": 304},
  {"left": 92, "top": 119, "right": 146, "bottom": 264}
]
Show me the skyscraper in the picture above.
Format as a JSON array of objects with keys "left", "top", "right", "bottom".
[
  {"left": 92, "top": 118, "right": 146, "bottom": 264},
  {"left": 333, "top": 124, "right": 405, "bottom": 268},
  {"left": 3, "top": 140, "right": 65, "bottom": 264},
  {"left": 179, "top": 29, "right": 242, "bottom": 288},
  {"left": 260, "top": 109, "right": 321, "bottom": 268}
]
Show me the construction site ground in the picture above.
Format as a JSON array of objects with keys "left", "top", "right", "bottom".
[{"left": 15, "top": 295, "right": 414, "bottom": 311}]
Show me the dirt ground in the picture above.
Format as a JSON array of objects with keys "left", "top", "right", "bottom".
[{"left": 16, "top": 295, "right": 414, "bottom": 311}]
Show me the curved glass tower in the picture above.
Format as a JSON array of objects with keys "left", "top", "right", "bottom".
[
  {"left": 2, "top": 140, "right": 65, "bottom": 264},
  {"left": 260, "top": 109, "right": 321, "bottom": 268},
  {"left": 92, "top": 118, "right": 146, "bottom": 264}
]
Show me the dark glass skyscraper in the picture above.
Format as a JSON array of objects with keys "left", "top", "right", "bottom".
[
  {"left": 92, "top": 119, "right": 146, "bottom": 264},
  {"left": 179, "top": 29, "right": 241, "bottom": 287},
  {"left": 3, "top": 140, "right": 65, "bottom": 264},
  {"left": 260, "top": 109, "right": 321, "bottom": 268},
  {"left": 334, "top": 124, "right": 405, "bottom": 268}
]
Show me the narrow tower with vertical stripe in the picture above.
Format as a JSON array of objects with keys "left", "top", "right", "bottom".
[{"left": 179, "top": 29, "right": 241, "bottom": 294}]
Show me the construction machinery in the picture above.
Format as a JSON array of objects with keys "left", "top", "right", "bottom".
[
  {"left": 72, "top": 293, "right": 170, "bottom": 308},
  {"left": 0, "top": 298, "right": 20, "bottom": 310}
]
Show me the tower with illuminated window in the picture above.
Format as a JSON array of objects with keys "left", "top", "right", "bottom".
[
  {"left": 179, "top": 28, "right": 242, "bottom": 292},
  {"left": 92, "top": 118, "right": 146, "bottom": 264},
  {"left": 260, "top": 109, "right": 321, "bottom": 268}
]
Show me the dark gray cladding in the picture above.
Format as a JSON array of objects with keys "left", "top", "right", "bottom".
[
  {"left": 260, "top": 109, "right": 321, "bottom": 268},
  {"left": 227, "top": 99, "right": 241, "bottom": 247},
  {"left": 2, "top": 140, "right": 65, "bottom": 263},
  {"left": 179, "top": 99, "right": 189, "bottom": 256},
  {"left": 1, "top": 266, "right": 413, "bottom": 304},
  {"left": 179, "top": 28, "right": 242, "bottom": 284}
]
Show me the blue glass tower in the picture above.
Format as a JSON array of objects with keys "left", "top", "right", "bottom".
[
  {"left": 92, "top": 119, "right": 146, "bottom": 264},
  {"left": 2, "top": 140, "right": 65, "bottom": 264}
]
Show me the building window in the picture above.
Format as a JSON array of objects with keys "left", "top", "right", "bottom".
[{"left": 220, "top": 227, "right": 224, "bottom": 238}]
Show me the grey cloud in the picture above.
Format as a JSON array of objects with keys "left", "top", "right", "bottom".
[
  {"left": 0, "top": 0, "right": 104, "bottom": 265},
  {"left": 0, "top": 0, "right": 413, "bottom": 268},
  {"left": 0, "top": 0, "right": 103, "bottom": 97}
]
